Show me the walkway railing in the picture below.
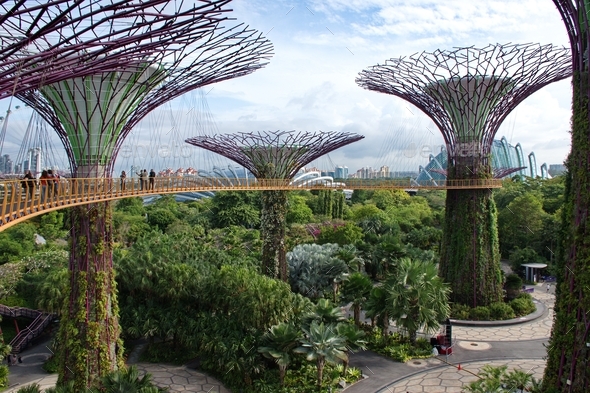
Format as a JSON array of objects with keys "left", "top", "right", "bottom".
[
  {"left": 0, "top": 305, "right": 56, "bottom": 353},
  {"left": 0, "top": 176, "right": 502, "bottom": 230}
]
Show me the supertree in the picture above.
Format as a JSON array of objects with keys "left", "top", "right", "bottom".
[
  {"left": 542, "top": 2, "right": 590, "bottom": 391},
  {"left": 0, "top": 0, "right": 193, "bottom": 98},
  {"left": 14, "top": 1, "right": 272, "bottom": 388},
  {"left": 357, "top": 43, "right": 571, "bottom": 307},
  {"left": 185, "top": 130, "right": 364, "bottom": 280}
]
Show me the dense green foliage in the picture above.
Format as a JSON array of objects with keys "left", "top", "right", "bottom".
[{"left": 0, "top": 176, "right": 567, "bottom": 392}]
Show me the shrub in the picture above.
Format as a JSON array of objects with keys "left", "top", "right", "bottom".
[
  {"left": 517, "top": 292, "right": 533, "bottom": 301},
  {"left": 0, "top": 365, "right": 8, "bottom": 388},
  {"left": 469, "top": 306, "right": 490, "bottom": 321},
  {"left": 488, "top": 302, "right": 516, "bottom": 320},
  {"left": 510, "top": 297, "right": 536, "bottom": 316},
  {"left": 43, "top": 355, "right": 59, "bottom": 373},
  {"left": 17, "top": 384, "right": 42, "bottom": 393},
  {"left": 450, "top": 303, "right": 470, "bottom": 320},
  {"left": 504, "top": 273, "right": 522, "bottom": 300}
]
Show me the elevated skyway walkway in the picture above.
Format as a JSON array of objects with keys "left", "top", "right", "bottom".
[{"left": 0, "top": 177, "right": 502, "bottom": 231}]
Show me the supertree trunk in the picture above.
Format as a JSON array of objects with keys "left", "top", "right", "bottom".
[
  {"left": 58, "top": 201, "right": 122, "bottom": 389},
  {"left": 439, "top": 158, "right": 503, "bottom": 307},
  {"left": 261, "top": 190, "right": 288, "bottom": 281},
  {"left": 542, "top": 71, "right": 590, "bottom": 392}
]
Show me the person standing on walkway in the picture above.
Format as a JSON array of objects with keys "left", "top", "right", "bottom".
[
  {"left": 21, "top": 170, "right": 35, "bottom": 200},
  {"left": 149, "top": 169, "right": 156, "bottom": 190},
  {"left": 39, "top": 170, "right": 49, "bottom": 203},
  {"left": 120, "top": 171, "right": 127, "bottom": 192}
]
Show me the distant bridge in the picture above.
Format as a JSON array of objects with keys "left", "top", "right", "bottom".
[{"left": 0, "top": 177, "right": 502, "bottom": 231}]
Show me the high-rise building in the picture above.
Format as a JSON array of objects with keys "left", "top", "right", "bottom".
[
  {"left": 548, "top": 164, "right": 566, "bottom": 177},
  {"left": 379, "top": 165, "right": 390, "bottom": 178},
  {"left": 0, "top": 154, "right": 14, "bottom": 174},
  {"left": 335, "top": 165, "right": 348, "bottom": 179},
  {"left": 26, "top": 148, "right": 42, "bottom": 175}
]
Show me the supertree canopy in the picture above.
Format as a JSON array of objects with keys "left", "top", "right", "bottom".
[
  {"left": 186, "top": 130, "right": 364, "bottom": 280},
  {"left": 18, "top": 1, "right": 273, "bottom": 177},
  {"left": 0, "top": 0, "right": 203, "bottom": 98},
  {"left": 357, "top": 43, "right": 571, "bottom": 307},
  {"left": 543, "top": 1, "right": 590, "bottom": 391},
  {"left": 6, "top": 1, "right": 272, "bottom": 389}
]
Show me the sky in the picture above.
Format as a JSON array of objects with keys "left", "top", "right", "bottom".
[{"left": 0, "top": 0, "right": 573, "bottom": 176}]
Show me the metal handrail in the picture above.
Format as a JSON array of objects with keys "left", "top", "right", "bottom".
[{"left": 0, "top": 176, "right": 503, "bottom": 231}]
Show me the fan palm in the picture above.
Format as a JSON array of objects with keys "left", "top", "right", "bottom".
[
  {"left": 294, "top": 321, "right": 348, "bottom": 387},
  {"left": 301, "top": 298, "right": 346, "bottom": 330},
  {"left": 336, "top": 323, "right": 367, "bottom": 375},
  {"left": 340, "top": 272, "right": 373, "bottom": 327},
  {"left": 364, "top": 285, "right": 389, "bottom": 336},
  {"left": 258, "top": 322, "right": 302, "bottom": 386},
  {"left": 383, "top": 258, "right": 450, "bottom": 344},
  {"left": 100, "top": 365, "right": 162, "bottom": 392}
]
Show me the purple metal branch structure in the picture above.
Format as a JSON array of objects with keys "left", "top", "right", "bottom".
[
  {"left": 186, "top": 130, "right": 364, "bottom": 280},
  {"left": 17, "top": 0, "right": 273, "bottom": 176},
  {"left": 2, "top": 1, "right": 273, "bottom": 388},
  {"left": 186, "top": 130, "right": 365, "bottom": 179},
  {"left": 357, "top": 43, "right": 571, "bottom": 307},
  {"left": 0, "top": 0, "right": 204, "bottom": 98},
  {"left": 356, "top": 43, "right": 571, "bottom": 169}
]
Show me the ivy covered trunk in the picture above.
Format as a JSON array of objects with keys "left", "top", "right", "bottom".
[
  {"left": 542, "top": 71, "right": 590, "bottom": 392},
  {"left": 439, "top": 159, "right": 503, "bottom": 308},
  {"left": 261, "top": 190, "right": 288, "bottom": 281},
  {"left": 58, "top": 201, "right": 123, "bottom": 389}
]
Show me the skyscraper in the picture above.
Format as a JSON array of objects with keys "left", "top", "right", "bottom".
[
  {"left": 335, "top": 165, "right": 348, "bottom": 179},
  {"left": 27, "top": 148, "right": 42, "bottom": 174}
]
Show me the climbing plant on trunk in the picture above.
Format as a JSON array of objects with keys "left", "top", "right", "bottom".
[{"left": 542, "top": 3, "right": 590, "bottom": 388}]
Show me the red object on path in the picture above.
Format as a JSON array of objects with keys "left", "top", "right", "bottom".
[{"left": 457, "top": 364, "right": 462, "bottom": 370}]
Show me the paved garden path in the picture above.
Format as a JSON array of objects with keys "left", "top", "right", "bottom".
[
  {"left": 6, "top": 284, "right": 555, "bottom": 393},
  {"left": 345, "top": 284, "right": 554, "bottom": 392}
]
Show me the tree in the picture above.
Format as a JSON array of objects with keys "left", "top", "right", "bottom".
[
  {"left": 382, "top": 258, "right": 450, "bottom": 344},
  {"left": 37, "top": 268, "right": 70, "bottom": 316},
  {"left": 508, "top": 247, "right": 545, "bottom": 278},
  {"left": 115, "top": 197, "right": 145, "bottom": 216},
  {"left": 335, "top": 323, "right": 367, "bottom": 375},
  {"left": 146, "top": 208, "right": 177, "bottom": 231},
  {"left": 209, "top": 191, "right": 261, "bottom": 228},
  {"left": 340, "top": 273, "right": 373, "bottom": 327},
  {"left": 301, "top": 299, "right": 347, "bottom": 330},
  {"left": 317, "top": 222, "right": 363, "bottom": 246},
  {"left": 258, "top": 322, "right": 302, "bottom": 386},
  {"left": 498, "top": 193, "right": 547, "bottom": 257},
  {"left": 286, "top": 195, "right": 314, "bottom": 224},
  {"left": 294, "top": 321, "right": 347, "bottom": 387},
  {"left": 365, "top": 286, "right": 390, "bottom": 336}
]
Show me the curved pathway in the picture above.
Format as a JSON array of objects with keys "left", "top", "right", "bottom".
[
  {"left": 378, "top": 358, "right": 545, "bottom": 393},
  {"left": 345, "top": 286, "right": 554, "bottom": 393},
  {"left": 6, "top": 286, "right": 554, "bottom": 393}
]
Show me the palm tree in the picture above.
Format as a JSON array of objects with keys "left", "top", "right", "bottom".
[
  {"left": 100, "top": 365, "right": 163, "bottom": 392},
  {"left": 294, "top": 321, "right": 348, "bottom": 387},
  {"left": 340, "top": 272, "right": 373, "bottom": 327},
  {"left": 382, "top": 258, "right": 450, "bottom": 344},
  {"left": 503, "top": 369, "right": 534, "bottom": 393},
  {"left": 301, "top": 299, "right": 346, "bottom": 330},
  {"left": 336, "top": 323, "right": 367, "bottom": 375},
  {"left": 364, "top": 285, "right": 389, "bottom": 336},
  {"left": 258, "top": 322, "right": 302, "bottom": 386}
]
